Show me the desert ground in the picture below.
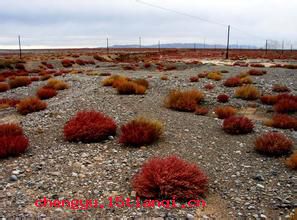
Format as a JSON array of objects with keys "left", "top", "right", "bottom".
[{"left": 0, "top": 49, "right": 297, "bottom": 219}]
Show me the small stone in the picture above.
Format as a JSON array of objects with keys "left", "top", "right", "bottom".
[
  {"left": 9, "top": 175, "right": 18, "bottom": 181},
  {"left": 186, "top": 213, "right": 194, "bottom": 220},
  {"left": 131, "top": 191, "right": 137, "bottom": 198},
  {"left": 12, "top": 170, "right": 21, "bottom": 175},
  {"left": 81, "top": 153, "right": 88, "bottom": 158},
  {"left": 108, "top": 136, "right": 114, "bottom": 140},
  {"left": 260, "top": 214, "right": 267, "bottom": 219},
  {"left": 254, "top": 174, "right": 265, "bottom": 181},
  {"left": 256, "top": 184, "right": 264, "bottom": 189}
]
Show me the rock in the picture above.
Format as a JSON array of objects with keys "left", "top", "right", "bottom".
[
  {"left": 12, "top": 170, "right": 21, "bottom": 175},
  {"left": 81, "top": 153, "right": 89, "bottom": 158},
  {"left": 108, "top": 136, "right": 114, "bottom": 140},
  {"left": 260, "top": 214, "right": 267, "bottom": 219},
  {"left": 256, "top": 184, "right": 265, "bottom": 189},
  {"left": 131, "top": 191, "right": 137, "bottom": 198},
  {"left": 254, "top": 174, "right": 265, "bottom": 181},
  {"left": 9, "top": 175, "right": 18, "bottom": 181},
  {"left": 186, "top": 213, "right": 194, "bottom": 220}
]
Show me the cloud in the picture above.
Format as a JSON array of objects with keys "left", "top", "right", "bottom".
[{"left": 0, "top": 0, "right": 296, "bottom": 49}]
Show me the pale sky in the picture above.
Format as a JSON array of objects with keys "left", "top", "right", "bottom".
[{"left": 0, "top": 0, "right": 296, "bottom": 49}]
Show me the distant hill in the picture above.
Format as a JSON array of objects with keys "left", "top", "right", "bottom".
[{"left": 111, "top": 43, "right": 258, "bottom": 49}]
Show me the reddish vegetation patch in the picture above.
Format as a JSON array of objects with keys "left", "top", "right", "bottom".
[
  {"left": 255, "top": 132, "right": 293, "bottom": 156},
  {"left": 132, "top": 156, "right": 208, "bottom": 199},
  {"left": 30, "top": 76, "right": 40, "bottom": 81},
  {"left": 190, "top": 76, "right": 199, "bottom": 82},
  {"left": 0, "top": 82, "right": 9, "bottom": 92},
  {"left": 36, "top": 87, "right": 57, "bottom": 100},
  {"left": 0, "top": 124, "right": 29, "bottom": 158},
  {"left": 223, "top": 116, "right": 254, "bottom": 134},
  {"left": 223, "top": 77, "right": 242, "bottom": 87},
  {"left": 260, "top": 95, "right": 278, "bottom": 105},
  {"left": 64, "top": 111, "right": 116, "bottom": 143},
  {"left": 269, "top": 114, "right": 297, "bottom": 130},
  {"left": 272, "top": 84, "right": 290, "bottom": 93},
  {"left": 15, "top": 63, "right": 26, "bottom": 70},
  {"left": 0, "top": 98, "right": 20, "bottom": 107},
  {"left": 249, "top": 63, "right": 265, "bottom": 68},
  {"left": 119, "top": 117, "right": 163, "bottom": 146},
  {"left": 217, "top": 94, "right": 229, "bottom": 103},
  {"left": 16, "top": 97, "right": 47, "bottom": 115},
  {"left": 195, "top": 106, "right": 209, "bottom": 115},
  {"left": 283, "top": 64, "right": 297, "bottom": 69},
  {"left": 8, "top": 76, "right": 31, "bottom": 89},
  {"left": 286, "top": 152, "right": 297, "bottom": 170},
  {"left": 198, "top": 72, "right": 208, "bottom": 78},
  {"left": 61, "top": 59, "right": 75, "bottom": 68},
  {"left": 233, "top": 61, "right": 248, "bottom": 67},
  {"left": 204, "top": 83, "right": 215, "bottom": 90},
  {"left": 274, "top": 98, "right": 297, "bottom": 113},
  {"left": 215, "top": 106, "right": 237, "bottom": 119},
  {"left": 247, "top": 69, "right": 267, "bottom": 76}
]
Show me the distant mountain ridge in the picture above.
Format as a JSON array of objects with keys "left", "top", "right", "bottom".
[{"left": 111, "top": 43, "right": 258, "bottom": 49}]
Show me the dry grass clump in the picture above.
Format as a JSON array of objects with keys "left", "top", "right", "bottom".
[
  {"left": 235, "top": 85, "right": 260, "bottom": 100},
  {"left": 217, "top": 94, "right": 229, "bottom": 103},
  {"left": 0, "top": 82, "right": 9, "bottom": 92},
  {"left": 215, "top": 106, "right": 237, "bottom": 119},
  {"left": 164, "top": 89, "right": 204, "bottom": 112},
  {"left": 285, "top": 152, "right": 297, "bottom": 170},
  {"left": 190, "top": 76, "right": 199, "bottom": 82},
  {"left": 101, "top": 75, "right": 128, "bottom": 87},
  {"left": 204, "top": 83, "right": 215, "bottom": 90},
  {"left": 198, "top": 72, "right": 208, "bottom": 78},
  {"left": 274, "top": 98, "right": 297, "bottom": 113},
  {"left": 133, "top": 79, "right": 149, "bottom": 89},
  {"left": 255, "top": 132, "right": 293, "bottom": 156},
  {"left": 8, "top": 76, "right": 31, "bottom": 89},
  {"left": 119, "top": 117, "right": 163, "bottom": 146},
  {"left": 46, "top": 78, "right": 69, "bottom": 90},
  {"left": 16, "top": 97, "right": 47, "bottom": 115},
  {"left": 207, "top": 72, "right": 222, "bottom": 81},
  {"left": 223, "top": 116, "right": 254, "bottom": 134},
  {"left": 36, "top": 87, "right": 57, "bottom": 100},
  {"left": 247, "top": 69, "right": 266, "bottom": 75},
  {"left": 160, "top": 75, "right": 169, "bottom": 80},
  {"left": 116, "top": 81, "right": 146, "bottom": 95},
  {"left": 272, "top": 84, "right": 290, "bottom": 93},
  {"left": 132, "top": 156, "right": 208, "bottom": 199},
  {"left": 223, "top": 77, "right": 242, "bottom": 87},
  {"left": 260, "top": 95, "right": 278, "bottom": 105},
  {"left": 266, "top": 114, "right": 297, "bottom": 130},
  {"left": 195, "top": 106, "right": 209, "bottom": 116},
  {"left": 61, "top": 59, "right": 74, "bottom": 68},
  {"left": 240, "top": 76, "right": 253, "bottom": 84}
]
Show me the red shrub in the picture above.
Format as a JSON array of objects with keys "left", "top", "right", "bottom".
[
  {"left": 8, "top": 76, "right": 31, "bottom": 89},
  {"left": 0, "top": 135, "right": 29, "bottom": 158},
  {"left": 249, "top": 63, "right": 265, "bottom": 68},
  {"left": 217, "top": 94, "right": 229, "bottom": 103},
  {"left": 132, "top": 156, "right": 208, "bottom": 199},
  {"left": 15, "top": 63, "right": 26, "bottom": 70},
  {"left": 40, "top": 74, "right": 52, "bottom": 81},
  {"left": 64, "top": 111, "right": 116, "bottom": 143},
  {"left": 255, "top": 132, "right": 293, "bottom": 156},
  {"left": 247, "top": 69, "right": 266, "bottom": 75},
  {"left": 204, "top": 83, "right": 215, "bottom": 90},
  {"left": 223, "top": 116, "right": 254, "bottom": 134},
  {"left": 272, "top": 84, "right": 290, "bottom": 93},
  {"left": 0, "top": 82, "right": 9, "bottom": 92},
  {"left": 16, "top": 97, "right": 47, "bottom": 115},
  {"left": 75, "top": 59, "right": 86, "bottom": 65},
  {"left": 36, "top": 87, "right": 57, "bottom": 100},
  {"left": 223, "top": 77, "right": 242, "bottom": 87},
  {"left": 0, "top": 98, "right": 20, "bottom": 107},
  {"left": 46, "top": 63, "right": 54, "bottom": 69},
  {"left": 233, "top": 61, "right": 248, "bottom": 67},
  {"left": 270, "top": 114, "right": 297, "bottom": 130},
  {"left": 286, "top": 152, "right": 297, "bottom": 170},
  {"left": 0, "top": 123, "right": 23, "bottom": 136},
  {"left": 215, "top": 106, "right": 236, "bottom": 119},
  {"left": 61, "top": 59, "right": 74, "bottom": 68},
  {"left": 274, "top": 98, "right": 297, "bottom": 113},
  {"left": 30, "top": 76, "right": 40, "bottom": 81},
  {"left": 260, "top": 95, "right": 277, "bottom": 105},
  {"left": 144, "top": 63, "right": 151, "bottom": 68},
  {"left": 283, "top": 64, "right": 297, "bottom": 69},
  {"left": 195, "top": 106, "right": 209, "bottom": 115},
  {"left": 198, "top": 73, "right": 208, "bottom": 78},
  {"left": 190, "top": 76, "right": 199, "bottom": 82},
  {"left": 0, "top": 75, "right": 5, "bottom": 82},
  {"left": 119, "top": 117, "right": 163, "bottom": 146}
]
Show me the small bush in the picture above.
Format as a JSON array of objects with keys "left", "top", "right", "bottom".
[
  {"left": 195, "top": 106, "right": 209, "bottom": 115},
  {"left": 30, "top": 76, "right": 40, "bottom": 81},
  {"left": 223, "top": 116, "right": 254, "bottom": 134},
  {"left": 36, "top": 87, "right": 57, "bottom": 100},
  {"left": 102, "top": 75, "right": 127, "bottom": 87},
  {"left": 260, "top": 95, "right": 278, "bottom": 105},
  {"left": 61, "top": 59, "right": 74, "bottom": 68},
  {"left": 207, "top": 72, "right": 222, "bottom": 81},
  {"left": 217, "top": 94, "right": 229, "bottom": 103},
  {"left": 269, "top": 114, "right": 297, "bottom": 130},
  {"left": 240, "top": 76, "right": 253, "bottom": 84},
  {"left": 64, "top": 111, "right": 116, "bottom": 143},
  {"left": 117, "top": 81, "right": 146, "bottom": 95},
  {"left": 0, "top": 98, "right": 20, "bottom": 108},
  {"left": 198, "top": 73, "right": 208, "bottom": 78},
  {"left": 46, "top": 78, "right": 69, "bottom": 90},
  {"left": 8, "top": 76, "right": 31, "bottom": 89},
  {"left": 249, "top": 63, "right": 265, "bottom": 68},
  {"left": 133, "top": 79, "right": 149, "bottom": 89},
  {"left": 0, "top": 82, "right": 9, "bottom": 92},
  {"left": 283, "top": 64, "right": 297, "bottom": 69},
  {"left": 0, "top": 123, "right": 29, "bottom": 158},
  {"left": 215, "top": 106, "right": 237, "bottom": 119},
  {"left": 40, "top": 74, "right": 52, "bottom": 81},
  {"left": 272, "top": 84, "right": 290, "bottom": 93},
  {"left": 190, "top": 76, "right": 199, "bottom": 82},
  {"left": 160, "top": 75, "right": 168, "bottom": 80},
  {"left": 247, "top": 69, "right": 266, "bottom": 75},
  {"left": 132, "top": 156, "right": 208, "bottom": 199},
  {"left": 286, "top": 152, "right": 297, "bottom": 170},
  {"left": 224, "top": 77, "right": 242, "bottom": 87},
  {"left": 16, "top": 97, "right": 47, "bottom": 115},
  {"left": 274, "top": 99, "right": 297, "bottom": 113},
  {"left": 204, "top": 83, "right": 215, "bottom": 90},
  {"left": 15, "top": 63, "right": 26, "bottom": 70},
  {"left": 75, "top": 59, "right": 86, "bottom": 65},
  {"left": 119, "top": 117, "right": 163, "bottom": 146},
  {"left": 255, "top": 132, "right": 293, "bottom": 156},
  {"left": 235, "top": 85, "right": 260, "bottom": 100},
  {"left": 165, "top": 89, "right": 204, "bottom": 112}
]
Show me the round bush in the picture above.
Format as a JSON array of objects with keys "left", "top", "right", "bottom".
[
  {"left": 255, "top": 132, "right": 293, "bottom": 156},
  {"left": 0, "top": 136, "right": 29, "bottom": 158},
  {"left": 223, "top": 116, "right": 254, "bottom": 134},
  {"left": 132, "top": 156, "right": 208, "bottom": 199},
  {"left": 64, "top": 111, "right": 117, "bottom": 143}
]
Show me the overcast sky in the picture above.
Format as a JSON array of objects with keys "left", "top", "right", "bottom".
[{"left": 0, "top": 0, "right": 296, "bottom": 49}]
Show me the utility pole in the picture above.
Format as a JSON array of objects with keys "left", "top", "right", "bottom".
[
  {"left": 226, "top": 25, "right": 230, "bottom": 59},
  {"left": 265, "top": 40, "right": 268, "bottom": 54},
  {"left": 139, "top": 37, "right": 141, "bottom": 49},
  {"left": 106, "top": 38, "right": 109, "bottom": 54},
  {"left": 18, "top": 35, "right": 22, "bottom": 59}
]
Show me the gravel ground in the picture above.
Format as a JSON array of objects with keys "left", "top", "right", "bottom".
[{"left": 0, "top": 57, "right": 297, "bottom": 219}]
